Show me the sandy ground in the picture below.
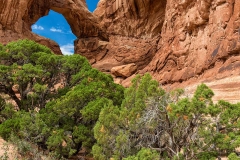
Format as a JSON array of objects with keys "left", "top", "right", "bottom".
[
  {"left": 181, "top": 75, "right": 240, "bottom": 104},
  {"left": 0, "top": 138, "right": 19, "bottom": 159}
]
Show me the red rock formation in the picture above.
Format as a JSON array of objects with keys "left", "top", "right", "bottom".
[
  {"left": 94, "top": 0, "right": 167, "bottom": 37},
  {"left": 141, "top": 0, "right": 240, "bottom": 102},
  {"left": 0, "top": 0, "right": 106, "bottom": 54},
  {"left": 92, "top": 0, "right": 239, "bottom": 80},
  {"left": 143, "top": 0, "right": 240, "bottom": 84},
  {"left": 111, "top": 63, "right": 137, "bottom": 78},
  {"left": 85, "top": 0, "right": 166, "bottom": 77},
  {"left": 0, "top": 0, "right": 240, "bottom": 102},
  {"left": 91, "top": 0, "right": 240, "bottom": 102}
]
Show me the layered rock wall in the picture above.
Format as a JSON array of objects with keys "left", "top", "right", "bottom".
[
  {"left": 92, "top": 0, "right": 239, "bottom": 82},
  {"left": 0, "top": 0, "right": 240, "bottom": 102},
  {"left": 144, "top": 0, "right": 240, "bottom": 85},
  {"left": 94, "top": 0, "right": 167, "bottom": 37},
  {"left": 76, "top": 0, "right": 167, "bottom": 85},
  {"left": 91, "top": 0, "right": 240, "bottom": 102}
]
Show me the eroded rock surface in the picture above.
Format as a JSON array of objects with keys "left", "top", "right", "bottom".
[
  {"left": 0, "top": 0, "right": 240, "bottom": 102},
  {"left": 94, "top": 0, "right": 167, "bottom": 37},
  {"left": 111, "top": 63, "right": 137, "bottom": 78},
  {"left": 143, "top": 0, "right": 240, "bottom": 85},
  {"left": 0, "top": 0, "right": 106, "bottom": 54},
  {"left": 90, "top": 0, "right": 240, "bottom": 102},
  {"left": 79, "top": 0, "right": 167, "bottom": 80}
]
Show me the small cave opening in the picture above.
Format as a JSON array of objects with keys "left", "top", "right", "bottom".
[{"left": 31, "top": 10, "right": 77, "bottom": 55}]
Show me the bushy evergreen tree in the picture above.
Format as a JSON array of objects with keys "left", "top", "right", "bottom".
[
  {"left": 93, "top": 74, "right": 240, "bottom": 159},
  {"left": 0, "top": 39, "right": 124, "bottom": 158},
  {"left": 0, "top": 39, "right": 239, "bottom": 159}
]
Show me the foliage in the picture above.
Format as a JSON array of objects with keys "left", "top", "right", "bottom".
[
  {"left": 93, "top": 74, "right": 165, "bottom": 159},
  {"left": 123, "top": 148, "right": 160, "bottom": 160},
  {"left": 204, "top": 100, "right": 240, "bottom": 157},
  {"left": 228, "top": 152, "right": 240, "bottom": 160},
  {"left": 0, "top": 96, "right": 16, "bottom": 124},
  {"left": 93, "top": 74, "right": 240, "bottom": 159},
  {"left": 0, "top": 39, "right": 96, "bottom": 110},
  {"left": 0, "top": 39, "right": 124, "bottom": 158},
  {"left": 0, "top": 39, "right": 239, "bottom": 159}
]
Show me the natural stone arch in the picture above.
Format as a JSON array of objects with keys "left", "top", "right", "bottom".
[{"left": 0, "top": 0, "right": 107, "bottom": 54}]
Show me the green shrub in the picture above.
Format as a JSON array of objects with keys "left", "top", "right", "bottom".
[
  {"left": 0, "top": 39, "right": 124, "bottom": 158},
  {"left": 123, "top": 148, "right": 160, "bottom": 160},
  {"left": 93, "top": 74, "right": 240, "bottom": 159},
  {"left": 228, "top": 153, "right": 240, "bottom": 160}
]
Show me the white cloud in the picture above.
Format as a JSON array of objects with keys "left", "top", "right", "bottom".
[
  {"left": 60, "top": 44, "right": 74, "bottom": 55},
  {"left": 50, "top": 27, "right": 62, "bottom": 33},
  {"left": 32, "top": 25, "right": 44, "bottom": 30}
]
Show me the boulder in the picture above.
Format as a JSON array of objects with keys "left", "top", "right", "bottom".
[{"left": 111, "top": 63, "right": 137, "bottom": 78}]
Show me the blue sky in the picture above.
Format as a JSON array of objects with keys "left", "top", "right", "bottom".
[{"left": 32, "top": 0, "right": 99, "bottom": 55}]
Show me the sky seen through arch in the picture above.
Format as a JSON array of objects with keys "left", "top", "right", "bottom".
[{"left": 31, "top": 0, "right": 99, "bottom": 55}]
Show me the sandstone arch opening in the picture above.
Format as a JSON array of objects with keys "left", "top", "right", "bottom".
[
  {"left": 31, "top": 10, "right": 77, "bottom": 55},
  {"left": 86, "top": 0, "right": 99, "bottom": 12}
]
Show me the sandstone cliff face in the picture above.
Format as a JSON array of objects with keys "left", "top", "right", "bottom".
[
  {"left": 94, "top": 0, "right": 167, "bottom": 37},
  {"left": 0, "top": 0, "right": 240, "bottom": 102},
  {"left": 0, "top": 0, "right": 106, "bottom": 54},
  {"left": 93, "top": 0, "right": 240, "bottom": 81},
  {"left": 77, "top": 0, "right": 167, "bottom": 84},
  {"left": 143, "top": 0, "right": 240, "bottom": 102},
  {"left": 91, "top": 0, "right": 240, "bottom": 102},
  {"left": 144, "top": 0, "right": 240, "bottom": 84}
]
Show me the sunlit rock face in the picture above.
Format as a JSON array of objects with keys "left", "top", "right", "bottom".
[
  {"left": 93, "top": 0, "right": 239, "bottom": 81},
  {"left": 143, "top": 0, "right": 240, "bottom": 85},
  {"left": 85, "top": 0, "right": 167, "bottom": 80},
  {"left": 1, "top": 0, "right": 240, "bottom": 102},
  {"left": 0, "top": 0, "right": 106, "bottom": 54},
  {"left": 91, "top": 0, "right": 240, "bottom": 102}
]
